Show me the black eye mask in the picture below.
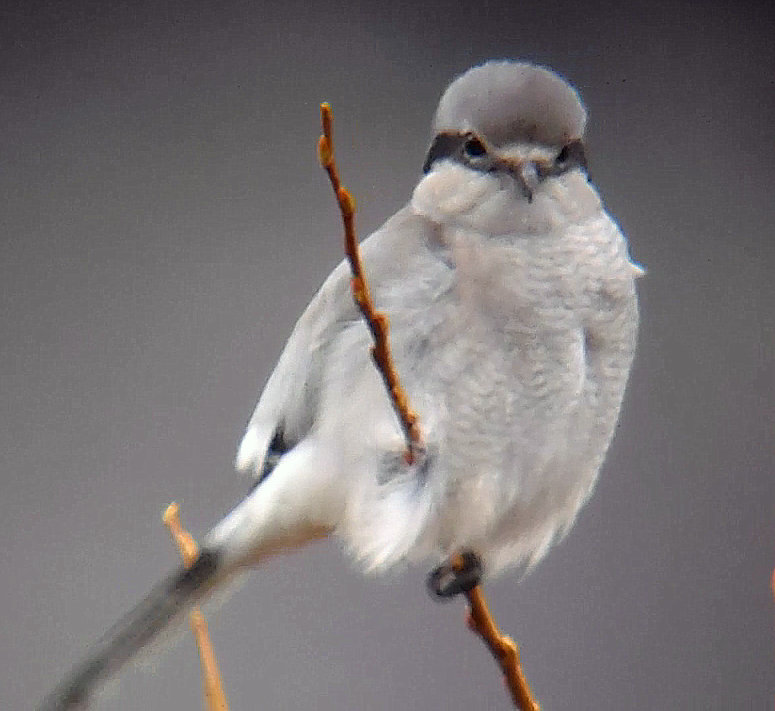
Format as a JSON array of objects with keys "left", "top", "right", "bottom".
[{"left": 422, "top": 131, "right": 588, "bottom": 184}]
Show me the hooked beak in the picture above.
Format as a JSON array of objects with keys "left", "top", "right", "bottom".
[{"left": 493, "top": 157, "right": 540, "bottom": 202}]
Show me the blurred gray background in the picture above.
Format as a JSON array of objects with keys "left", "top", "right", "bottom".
[{"left": 2, "top": 0, "right": 773, "bottom": 709}]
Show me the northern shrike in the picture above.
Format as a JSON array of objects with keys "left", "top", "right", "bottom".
[{"left": 40, "top": 60, "right": 641, "bottom": 710}]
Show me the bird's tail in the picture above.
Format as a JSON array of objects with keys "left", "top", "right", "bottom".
[
  {"left": 38, "top": 549, "right": 224, "bottom": 711},
  {"left": 39, "top": 438, "right": 334, "bottom": 710}
]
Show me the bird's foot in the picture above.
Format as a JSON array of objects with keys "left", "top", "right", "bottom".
[{"left": 427, "top": 550, "right": 482, "bottom": 600}]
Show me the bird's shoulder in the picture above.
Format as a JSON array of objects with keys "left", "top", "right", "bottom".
[{"left": 235, "top": 205, "right": 441, "bottom": 477}]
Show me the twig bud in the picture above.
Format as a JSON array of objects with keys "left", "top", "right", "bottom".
[
  {"left": 320, "top": 102, "right": 333, "bottom": 140},
  {"left": 318, "top": 136, "right": 332, "bottom": 167},
  {"left": 338, "top": 187, "right": 355, "bottom": 216}
]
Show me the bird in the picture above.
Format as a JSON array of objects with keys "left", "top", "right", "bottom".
[{"left": 39, "top": 60, "right": 641, "bottom": 710}]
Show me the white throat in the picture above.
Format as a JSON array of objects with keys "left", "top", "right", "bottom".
[{"left": 411, "top": 161, "right": 598, "bottom": 238}]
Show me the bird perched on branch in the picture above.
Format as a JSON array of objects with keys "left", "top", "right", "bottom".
[{"left": 40, "top": 60, "right": 641, "bottom": 710}]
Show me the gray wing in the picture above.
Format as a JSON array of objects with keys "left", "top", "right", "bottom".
[{"left": 235, "top": 205, "right": 440, "bottom": 479}]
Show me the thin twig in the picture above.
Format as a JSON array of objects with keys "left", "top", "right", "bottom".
[
  {"left": 317, "top": 103, "right": 423, "bottom": 464},
  {"left": 317, "top": 104, "right": 539, "bottom": 710},
  {"left": 188, "top": 611, "right": 229, "bottom": 711},
  {"left": 464, "top": 585, "right": 540, "bottom": 711},
  {"left": 163, "top": 503, "right": 229, "bottom": 711}
]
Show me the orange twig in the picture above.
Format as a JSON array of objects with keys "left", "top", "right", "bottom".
[
  {"left": 163, "top": 503, "right": 229, "bottom": 711},
  {"left": 464, "top": 585, "right": 540, "bottom": 711},
  {"left": 188, "top": 611, "right": 229, "bottom": 711},
  {"left": 317, "top": 102, "right": 423, "bottom": 464},
  {"left": 317, "top": 103, "right": 537, "bottom": 709},
  {"left": 163, "top": 502, "right": 200, "bottom": 567}
]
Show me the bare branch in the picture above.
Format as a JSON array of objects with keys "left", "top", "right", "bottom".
[
  {"left": 318, "top": 103, "right": 423, "bottom": 464},
  {"left": 163, "top": 503, "right": 229, "bottom": 711},
  {"left": 464, "top": 585, "right": 540, "bottom": 711},
  {"left": 317, "top": 105, "right": 540, "bottom": 710}
]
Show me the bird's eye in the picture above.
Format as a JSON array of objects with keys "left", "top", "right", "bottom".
[
  {"left": 556, "top": 144, "right": 569, "bottom": 163},
  {"left": 463, "top": 136, "right": 487, "bottom": 158}
]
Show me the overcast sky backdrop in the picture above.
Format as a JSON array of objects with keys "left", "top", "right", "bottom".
[{"left": 2, "top": 1, "right": 773, "bottom": 709}]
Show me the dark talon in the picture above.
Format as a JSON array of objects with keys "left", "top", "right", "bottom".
[{"left": 427, "top": 551, "right": 483, "bottom": 600}]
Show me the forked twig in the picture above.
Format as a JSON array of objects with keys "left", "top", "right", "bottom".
[
  {"left": 317, "top": 105, "right": 539, "bottom": 710},
  {"left": 163, "top": 503, "right": 229, "bottom": 711},
  {"left": 317, "top": 103, "right": 423, "bottom": 464}
]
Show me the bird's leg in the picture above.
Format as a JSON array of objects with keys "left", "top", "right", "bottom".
[{"left": 426, "top": 550, "right": 483, "bottom": 600}]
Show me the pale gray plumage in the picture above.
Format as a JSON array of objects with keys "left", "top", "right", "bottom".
[
  {"left": 433, "top": 60, "right": 587, "bottom": 145},
  {"left": 39, "top": 60, "right": 641, "bottom": 710}
]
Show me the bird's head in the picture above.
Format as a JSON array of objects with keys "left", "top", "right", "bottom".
[{"left": 414, "top": 61, "right": 593, "bottom": 233}]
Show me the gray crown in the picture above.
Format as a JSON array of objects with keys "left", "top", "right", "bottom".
[{"left": 433, "top": 61, "right": 587, "bottom": 147}]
